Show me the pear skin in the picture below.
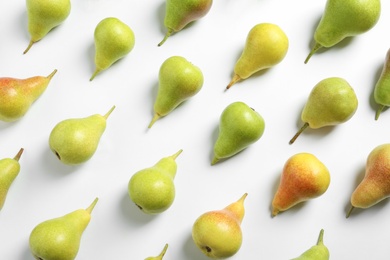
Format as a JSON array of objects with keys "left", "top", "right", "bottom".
[
  {"left": 227, "top": 23, "right": 289, "bottom": 89},
  {"left": 0, "top": 70, "right": 57, "bottom": 122},
  {"left": 347, "top": 144, "right": 390, "bottom": 218},
  {"left": 374, "top": 48, "right": 390, "bottom": 120},
  {"left": 158, "top": 0, "right": 213, "bottom": 46},
  {"left": 192, "top": 193, "right": 247, "bottom": 259},
  {"left": 272, "top": 153, "right": 330, "bottom": 216},
  {"left": 0, "top": 148, "right": 24, "bottom": 210},
  {"left": 145, "top": 244, "right": 169, "bottom": 260},
  {"left": 291, "top": 229, "right": 330, "bottom": 260}
]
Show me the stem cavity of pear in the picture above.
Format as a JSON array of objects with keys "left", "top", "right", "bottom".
[
  {"left": 289, "top": 122, "right": 309, "bottom": 144},
  {"left": 304, "top": 42, "right": 323, "bottom": 64}
]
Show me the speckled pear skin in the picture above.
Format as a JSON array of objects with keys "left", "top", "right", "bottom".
[
  {"left": 374, "top": 49, "right": 390, "bottom": 120},
  {"left": 291, "top": 229, "right": 330, "bottom": 260},
  {"left": 272, "top": 153, "right": 330, "bottom": 217}
]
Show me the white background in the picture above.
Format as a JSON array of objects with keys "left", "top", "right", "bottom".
[{"left": 1, "top": 0, "right": 390, "bottom": 259}]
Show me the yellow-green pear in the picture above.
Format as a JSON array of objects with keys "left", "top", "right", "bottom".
[
  {"left": 291, "top": 229, "right": 330, "bottom": 260},
  {"left": 24, "top": 0, "right": 71, "bottom": 54},
  {"left": 227, "top": 23, "right": 289, "bottom": 89},
  {"left": 0, "top": 70, "right": 57, "bottom": 122},
  {"left": 289, "top": 77, "right": 358, "bottom": 144},
  {"left": 29, "top": 198, "right": 98, "bottom": 260},
  {"left": 90, "top": 17, "right": 135, "bottom": 81},
  {"left": 192, "top": 193, "right": 247, "bottom": 259},
  {"left": 374, "top": 48, "right": 390, "bottom": 120},
  {"left": 145, "top": 244, "right": 169, "bottom": 260},
  {"left": 0, "top": 148, "right": 24, "bottom": 211},
  {"left": 49, "top": 106, "right": 115, "bottom": 165},
  {"left": 128, "top": 150, "right": 182, "bottom": 214}
]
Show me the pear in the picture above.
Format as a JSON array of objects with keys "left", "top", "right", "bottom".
[
  {"left": 272, "top": 153, "right": 330, "bottom": 216},
  {"left": 24, "top": 0, "right": 71, "bottom": 54},
  {"left": 29, "top": 198, "right": 98, "bottom": 260},
  {"left": 158, "top": 0, "right": 213, "bottom": 46},
  {"left": 347, "top": 143, "right": 390, "bottom": 218},
  {"left": 90, "top": 17, "right": 135, "bottom": 81},
  {"left": 374, "top": 48, "right": 390, "bottom": 120},
  {"left": 192, "top": 193, "right": 247, "bottom": 259},
  {"left": 148, "top": 56, "right": 204, "bottom": 128},
  {"left": 289, "top": 77, "right": 358, "bottom": 144},
  {"left": 128, "top": 150, "right": 182, "bottom": 214},
  {"left": 145, "top": 244, "right": 168, "bottom": 260},
  {"left": 305, "top": 0, "right": 381, "bottom": 63},
  {"left": 212, "top": 101, "right": 265, "bottom": 165},
  {"left": 227, "top": 23, "right": 289, "bottom": 89},
  {"left": 291, "top": 229, "right": 330, "bottom": 260},
  {"left": 49, "top": 106, "right": 115, "bottom": 165},
  {"left": 0, "top": 70, "right": 57, "bottom": 122},
  {"left": 0, "top": 148, "right": 24, "bottom": 210}
]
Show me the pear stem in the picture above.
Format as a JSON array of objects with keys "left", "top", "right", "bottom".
[
  {"left": 238, "top": 193, "right": 248, "bottom": 203},
  {"left": 346, "top": 205, "right": 355, "bottom": 218},
  {"left": 158, "top": 244, "right": 169, "bottom": 258},
  {"left": 148, "top": 113, "right": 161, "bottom": 128},
  {"left": 14, "top": 148, "right": 24, "bottom": 161},
  {"left": 317, "top": 229, "right": 325, "bottom": 245},
  {"left": 23, "top": 40, "right": 35, "bottom": 55},
  {"left": 226, "top": 74, "right": 241, "bottom": 90},
  {"left": 304, "top": 42, "right": 323, "bottom": 64},
  {"left": 158, "top": 29, "right": 172, "bottom": 47},
  {"left": 211, "top": 156, "right": 219, "bottom": 165},
  {"left": 375, "top": 105, "right": 385, "bottom": 120},
  {"left": 271, "top": 207, "right": 279, "bottom": 218},
  {"left": 171, "top": 149, "right": 183, "bottom": 160},
  {"left": 47, "top": 69, "right": 58, "bottom": 80},
  {"left": 90, "top": 68, "right": 101, "bottom": 81},
  {"left": 86, "top": 197, "right": 99, "bottom": 214},
  {"left": 289, "top": 122, "right": 309, "bottom": 145},
  {"left": 104, "top": 105, "right": 116, "bottom": 119}
]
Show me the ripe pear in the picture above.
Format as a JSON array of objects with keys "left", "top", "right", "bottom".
[
  {"left": 374, "top": 48, "right": 390, "bottom": 120},
  {"left": 145, "top": 244, "right": 168, "bottom": 260},
  {"left": 90, "top": 17, "right": 135, "bottom": 81},
  {"left": 24, "top": 0, "right": 71, "bottom": 54},
  {"left": 227, "top": 23, "right": 289, "bottom": 89},
  {"left": 192, "top": 193, "right": 247, "bottom": 259},
  {"left": 49, "top": 106, "right": 115, "bottom": 165},
  {"left": 291, "top": 229, "right": 330, "bottom": 260},
  {"left": 29, "top": 198, "right": 98, "bottom": 260},
  {"left": 148, "top": 56, "right": 204, "bottom": 128},
  {"left": 272, "top": 153, "right": 330, "bottom": 216},
  {"left": 289, "top": 77, "right": 358, "bottom": 144},
  {"left": 0, "top": 148, "right": 24, "bottom": 210},
  {"left": 347, "top": 143, "right": 390, "bottom": 218},
  {"left": 128, "top": 150, "right": 182, "bottom": 214},
  {"left": 212, "top": 101, "right": 265, "bottom": 165},
  {"left": 158, "top": 0, "right": 213, "bottom": 46},
  {"left": 0, "top": 69, "right": 57, "bottom": 122},
  {"left": 305, "top": 0, "right": 381, "bottom": 63}
]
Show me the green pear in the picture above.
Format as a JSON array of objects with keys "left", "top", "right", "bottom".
[
  {"left": 148, "top": 56, "right": 204, "bottom": 128},
  {"left": 24, "top": 0, "right": 71, "bottom": 54},
  {"left": 128, "top": 150, "right": 182, "bottom": 214},
  {"left": 0, "top": 69, "right": 57, "bottom": 122},
  {"left": 90, "top": 17, "right": 135, "bottom": 81},
  {"left": 0, "top": 148, "right": 24, "bottom": 210},
  {"left": 305, "top": 0, "right": 381, "bottom": 63},
  {"left": 158, "top": 0, "right": 213, "bottom": 46},
  {"left": 49, "top": 106, "right": 115, "bottom": 165},
  {"left": 291, "top": 229, "right": 330, "bottom": 260},
  {"left": 192, "top": 193, "right": 247, "bottom": 259},
  {"left": 29, "top": 198, "right": 98, "bottom": 260},
  {"left": 289, "top": 77, "right": 358, "bottom": 144},
  {"left": 212, "top": 102, "right": 265, "bottom": 165},
  {"left": 374, "top": 48, "right": 390, "bottom": 120},
  {"left": 145, "top": 244, "right": 169, "bottom": 260},
  {"left": 227, "top": 23, "right": 289, "bottom": 89}
]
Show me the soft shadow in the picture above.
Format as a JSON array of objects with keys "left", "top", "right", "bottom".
[
  {"left": 87, "top": 43, "right": 95, "bottom": 75},
  {"left": 156, "top": 2, "right": 166, "bottom": 34},
  {"left": 0, "top": 121, "right": 19, "bottom": 131},
  {"left": 20, "top": 10, "right": 28, "bottom": 43},
  {"left": 40, "top": 148, "right": 79, "bottom": 176},
  {"left": 120, "top": 192, "right": 156, "bottom": 225},
  {"left": 209, "top": 124, "right": 219, "bottom": 163},
  {"left": 182, "top": 233, "right": 210, "bottom": 260},
  {"left": 20, "top": 246, "right": 33, "bottom": 260}
]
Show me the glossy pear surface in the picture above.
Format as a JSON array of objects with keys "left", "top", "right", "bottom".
[
  {"left": 290, "top": 77, "right": 358, "bottom": 144},
  {"left": 0, "top": 148, "right": 23, "bottom": 210},
  {"left": 149, "top": 56, "right": 203, "bottom": 128},
  {"left": 212, "top": 102, "right": 265, "bottom": 165},
  {"left": 272, "top": 153, "right": 330, "bottom": 216},
  {"left": 291, "top": 229, "right": 330, "bottom": 260},
  {"left": 128, "top": 150, "right": 182, "bottom": 214},
  {"left": 227, "top": 23, "right": 289, "bottom": 89},
  {"left": 0, "top": 70, "right": 57, "bottom": 122},
  {"left": 305, "top": 0, "right": 381, "bottom": 63},
  {"left": 158, "top": 0, "right": 213, "bottom": 46},
  {"left": 374, "top": 48, "right": 390, "bottom": 120},
  {"left": 29, "top": 198, "right": 98, "bottom": 260},
  {"left": 145, "top": 244, "right": 168, "bottom": 260},
  {"left": 192, "top": 193, "right": 247, "bottom": 259},
  {"left": 49, "top": 106, "right": 115, "bottom": 165},
  {"left": 24, "top": 0, "right": 71, "bottom": 54},
  {"left": 91, "top": 17, "right": 135, "bottom": 81}
]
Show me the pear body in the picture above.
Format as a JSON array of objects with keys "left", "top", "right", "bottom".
[
  {"left": 25, "top": 0, "right": 71, "bottom": 53},
  {"left": 192, "top": 193, "right": 247, "bottom": 259},
  {"left": 272, "top": 153, "right": 330, "bottom": 216},
  {"left": 128, "top": 150, "right": 182, "bottom": 214},
  {"left": 49, "top": 106, "right": 115, "bottom": 165},
  {"left": 374, "top": 49, "right": 390, "bottom": 120},
  {"left": 91, "top": 17, "right": 135, "bottom": 81},
  {"left": 0, "top": 70, "right": 57, "bottom": 122},
  {"left": 212, "top": 102, "right": 265, "bottom": 165},
  {"left": 291, "top": 229, "right": 330, "bottom": 260},
  {"left": 149, "top": 56, "right": 203, "bottom": 128},
  {"left": 29, "top": 198, "right": 98, "bottom": 260}
]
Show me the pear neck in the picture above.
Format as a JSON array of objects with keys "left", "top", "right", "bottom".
[
  {"left": 86, "top": 198, "right": 99, "bottom": 214},
  {"left": 223, "top": 193, "right": 247, "bottom": 224},
  {"left": 154, "top": 150, "right": 183, "bottom": 179}
]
